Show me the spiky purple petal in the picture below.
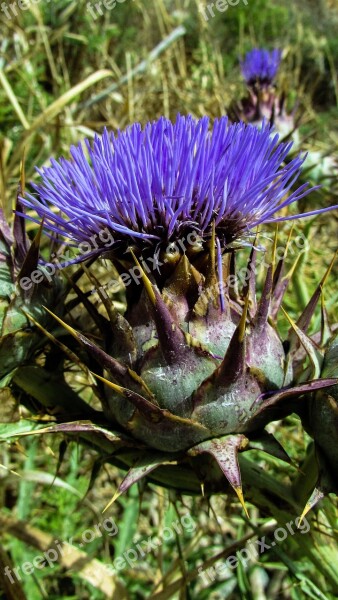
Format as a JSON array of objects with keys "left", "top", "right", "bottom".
[
  {"left": 20, "top": 115, "right": 337, "bottom": 257},
  {"left": 240, "top": 48, "right": 282, "bottom": 86}
]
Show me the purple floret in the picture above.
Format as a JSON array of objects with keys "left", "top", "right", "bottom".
[
  {"left": 20, "top": 115, "right": 336, "bottom": 257},
  {"left": 240, "top": 48, "right": 282, "bottom": 85}
]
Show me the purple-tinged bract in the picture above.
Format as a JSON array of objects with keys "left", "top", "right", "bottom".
[{"left": 240, "top": 48, "right": 282, "bottom": 86}]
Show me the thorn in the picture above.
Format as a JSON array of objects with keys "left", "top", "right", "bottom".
[
  {"left": 91, "top": 371, "right": 160, "bottom": 413},
  {"left": 129, "top": 248, "right": 156, "bottom": 305},
  {"left": 92, "top": 373, "right": 125, "bottom": 397},
  {"left": 102, "top": 488, "right": 122, "bottom": 513},
  {"left": 297, "top": 249, "right": 338, "bottom": 334},
  {"left": 233, "top": 486, "right": 250, "bottom": 519},
  {"left": 272, "top": 225, "right": 278, "bottom": 272},
  {"left": 298, "top": 503, "right": 312, "bottom": 526},
  {"left": 239, "top": 286, "right": 250, "bottom": 342},
  {"left": 216, "top": 235, "right": 226, "bottom": 312},
  {"left": 43, "top": 306, "right": 80, "bottom": 338},
  {"left": 298, "top": 487, "right": 324, "bottom": 525},
  {"left": 243, "top": 235, "right": 258, "bottom": 314},
  {"left": 254, "top": 265, "right": 272, "bottom": 332},
  {"left": 281, "top": 306, "right": 323, "bottom": 378}
]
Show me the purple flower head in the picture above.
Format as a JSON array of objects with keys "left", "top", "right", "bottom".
[
  {"left": 240, "top": 48, "right": 282, "bottom": 86},
  {"left": 20, "top": 115, "right": 335, "bottom": 262}
]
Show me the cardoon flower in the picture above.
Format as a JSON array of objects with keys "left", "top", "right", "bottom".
[
  {"left": 14, "top": 115, "right": 338, "bottom": 517},
  {"left": 230, "top": 49, "right": 296, "bottom": 139},
  {"left": 240, "top": 48, "right": 282, "bottom": 87}
]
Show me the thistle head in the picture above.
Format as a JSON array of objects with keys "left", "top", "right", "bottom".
[
  {"left": 240, "top": 48, "right": 282, "bottom": 88},
  {"left": 10, "top": 115, "right": 338, "bottom": 514}
]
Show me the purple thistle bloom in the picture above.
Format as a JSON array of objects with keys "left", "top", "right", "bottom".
[
  {"left": 20, "top": 115, "right": 336, "bottom": 260},
  {"left": 240, "top": 48, "right": 282, "bottom": 86}
]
